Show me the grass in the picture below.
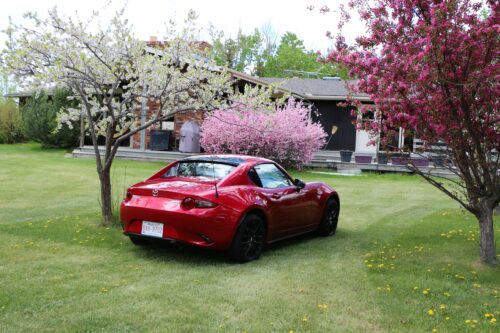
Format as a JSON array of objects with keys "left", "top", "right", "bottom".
[{"left": 0, "top": 143, "right": 498, "bottom": 332}]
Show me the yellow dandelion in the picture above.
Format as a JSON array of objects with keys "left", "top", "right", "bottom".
[
  {"left": 432, "top": 329, "right": 438, "bottom": 333},
  {"left": 445, "top": 317, "right": 450, "bottom": 321},
  {"left": 423, "top": 290, "right": 429, "bottom": 295},
  {"left": 440, "top": 304, "right": 446, "bottom": 310},
  {"left": 491, "top": 318, "right": 497, "bottom": 324},
  {"left": 485, "top": 314, "right": 492, "bottom": 318},
  {"left": 427, "top": 309, "right": 435, "bottom": 316},
  {"left": 413, "top": 286, "right": 419, "bottom": 290},
  {"left": 465, "top": 319, "right": 471, "bottom": 324},
  {"left": 473, "top": 283, "right": 481, "bottom": 288}
]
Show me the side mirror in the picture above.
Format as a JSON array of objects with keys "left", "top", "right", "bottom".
[{"left": 294, "top": 178, "right": 306, "bottom": 190}]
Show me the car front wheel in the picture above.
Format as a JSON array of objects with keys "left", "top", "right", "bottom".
[
  {"left": 318, "top": 198, "right": 339, "bottom": 236},
  {"left": 230, "top": 214, "right": 266, "bottom": 263}
]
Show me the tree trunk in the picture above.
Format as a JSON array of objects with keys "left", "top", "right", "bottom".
[
  {"left": 98, "top": 167, "right": 113, "bottom": 225},
  {"left": 477, "top": 203, "right": 498, "bottom": 266}
]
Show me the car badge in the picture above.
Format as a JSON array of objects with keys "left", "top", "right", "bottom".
[{"left": 152, "top": 189, "right": 159, "bottom": 197}]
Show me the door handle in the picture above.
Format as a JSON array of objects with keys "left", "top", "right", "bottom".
[{"left": 271, "top": 193, "right": 282, "bottom": 199}]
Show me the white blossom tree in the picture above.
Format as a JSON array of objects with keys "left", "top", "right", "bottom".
[{"left": 1, "top": 7, "right": 233, "bottom": 224}]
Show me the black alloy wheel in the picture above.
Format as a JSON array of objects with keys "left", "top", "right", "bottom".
[
  {"left": 318, "top": 199, "right": 339, "bottom": 236},
  {"left": 230, "top": 214, "right": 266, "bottom": 262}
]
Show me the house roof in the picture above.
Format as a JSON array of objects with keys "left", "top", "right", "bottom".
[
  {"left": 4, "top": 89, "right": 55, "bottom": 98},
  {"left": 258, "top": 77, "right": 370, "bottom": 101},
  {"left": 5, "top": 70, "right": 371, "bottom": 103}
]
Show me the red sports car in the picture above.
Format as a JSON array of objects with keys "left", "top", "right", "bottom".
[{"left": 120, "top": 155, "right": 340, "bottom": 262}]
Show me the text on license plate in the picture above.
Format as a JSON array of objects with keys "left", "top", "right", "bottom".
[{"left": 141, "top": 221, "right": 164, "bottom": 238}]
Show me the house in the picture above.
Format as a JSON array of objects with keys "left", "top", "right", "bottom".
[
  {"left": 5, "top": 72, "right": 407, "bottom": 155},
  {"left": 130, "top": 70, "right": 399, "bottom": 155}
]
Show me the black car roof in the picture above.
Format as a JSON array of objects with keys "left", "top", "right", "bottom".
[{"left": 180, "top": 155, "right": 248, "bottom": 166}]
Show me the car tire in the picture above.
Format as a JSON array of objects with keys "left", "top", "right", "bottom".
[
  {"left": 129, "top": 235, "right": 149, "bottom": 246},
  {"left": 318, "top": 198, "right": 339, "bottom": 236},
  {"left": 230, "top": 214, "right": 266, "bottom": 263}
]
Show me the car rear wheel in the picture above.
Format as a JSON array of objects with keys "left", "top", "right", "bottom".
[
  {"left": 318, "top": 198, "right": 339, "bottom": 236},
  {"left": 129, "top": 235, "right": 149, "bottom": 246},
  {"left": 230, "top": 214, "right": 266, "bottom": 263}
]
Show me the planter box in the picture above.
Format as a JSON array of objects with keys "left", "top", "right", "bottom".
[
  {"left": 432, "top": 155, "right": 445, "bottom": 167},
  {"left": 390, "top": 153, "right": 410, "bottom": 165},
  {"left": 410, "top": 157, "right": 429, "bottom": 167},
  {"left": 391, "top": 157, "right": 408, "bottom": 166},
  {"left": 340, "top": 150, "right": 353, "bottom": 163},
  {"left": 377, "top": 152, "right": 388, "bottom": 164},
  {"left": 355, "top": 155, "right": 372, "bottom": 164}
]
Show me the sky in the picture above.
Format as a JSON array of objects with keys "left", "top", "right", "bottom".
[{"left": 0, "top": 0, "right": 364, "bottom": 53}]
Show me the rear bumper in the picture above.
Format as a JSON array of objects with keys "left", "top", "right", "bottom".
[{"left": 120, "top": 198, "right": 241, "bottom": 250}]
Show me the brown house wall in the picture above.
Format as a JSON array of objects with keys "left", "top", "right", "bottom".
[{"left": 130, "top": 98, "right": 204, "bottom": 150}]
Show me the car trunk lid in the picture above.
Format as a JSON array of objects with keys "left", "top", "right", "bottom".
[{"left": 129, "top": 178, "right": 216, "bottom": 200}]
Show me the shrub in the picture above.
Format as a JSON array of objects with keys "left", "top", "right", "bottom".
[
  {"left": 0, "top": 99, "right": 24, "bottom": 144},
  {"left": 22, "top": 89, "right": 80, "bottom": 148},
  {"left": 200, "top": 99, "right": 327, "bottom": 168}
]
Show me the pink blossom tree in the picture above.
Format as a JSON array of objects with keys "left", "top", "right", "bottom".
[
  {"left": 200, "top": 99, "right": 327, "bottom": 168},
  {"left": 324, "top": 0, "right": 499, "bottom": 265}
]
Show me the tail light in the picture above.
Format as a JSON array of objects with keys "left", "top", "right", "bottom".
[
  {"left": 182, "top": 197, "right": 218, "bottom": 210},
  {"left": 125, "top": 190, "right": 133, "bottom": 201}
]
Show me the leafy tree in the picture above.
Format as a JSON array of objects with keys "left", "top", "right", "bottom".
[
  {"left": 327, "top": 0, "right": 499, "bottom": 264},
  {"left": 0, "top": 98, "right": 24, "bottom": 143},
  {"left": 209, "top": 27, "right": 266, "bottom": 74},
  {"left": 0, "top": 72, "right": 17, "bottom": 100},
  {"left": 263, "top": 32, "right": 346, "bottom": 78},
  {"left": 200, "top": 97, "right": 326, "bottom": 168},
  {"left": 22, "top": 89, "right": 80, "bottom": 148},
  {"left": 2, "top": 7, "right": 233, "bottom": 224},
  {"left": 208, "top": 26, "right": 347, "bottom": 78}
]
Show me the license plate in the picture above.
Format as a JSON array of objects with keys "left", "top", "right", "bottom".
[{"left": 141, "top": 221, "right": 164, "bottom": 238}]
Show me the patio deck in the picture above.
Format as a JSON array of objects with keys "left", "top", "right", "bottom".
[{"left": 71, "top": 146, "right": 455, "bottom": 177}]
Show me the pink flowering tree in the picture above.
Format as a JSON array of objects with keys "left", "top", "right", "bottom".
[
  {"left": 201, "top": 98, "right": 327, "bottom": 168},
  {"left": 323, "top": 0, "right": 499, "bottom": 265}
]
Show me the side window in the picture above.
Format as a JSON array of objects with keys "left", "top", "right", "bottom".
[
  {"left": 162, "top": 163, "right": 178, "bottom": 178},
  {"left": 254, "top": 164, "right": 293, "bottom": 189}
]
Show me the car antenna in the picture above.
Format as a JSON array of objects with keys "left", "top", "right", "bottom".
[{"left": 211, "top": 159, "right": 219, "bottom": 199}]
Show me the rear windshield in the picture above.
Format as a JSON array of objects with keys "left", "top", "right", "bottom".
[{"left": 162, "top": 162, "right": 235, "bottom": 180}]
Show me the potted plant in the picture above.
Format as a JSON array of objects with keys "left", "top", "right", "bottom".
[
  {"left": 377, "top": 151, "right": 388, "bottom": 164},
  {"left": 432, "top": 155, "right": 445, "bottom": 167},
  {"left": 340, "top": 150, "right": 353, "bottom": 162}
]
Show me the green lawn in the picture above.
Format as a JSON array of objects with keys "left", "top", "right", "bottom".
[{"left": 0, "top": 143, "right": 498, "bottom": 333}]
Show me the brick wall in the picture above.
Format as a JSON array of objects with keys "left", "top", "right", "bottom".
[
  {"left": 130, "top": 98, "right": 206, "bottom": 150},
  {"left": 173, "top": 110, "right": 205, "bottom": 138},
  {"left": 131, "top": 98, "right": 162, "bottom": 150}
]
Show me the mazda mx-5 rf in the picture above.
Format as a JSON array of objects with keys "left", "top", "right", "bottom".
[{"left": 120, "top": 155, "right": 340, "bottom": 262}]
